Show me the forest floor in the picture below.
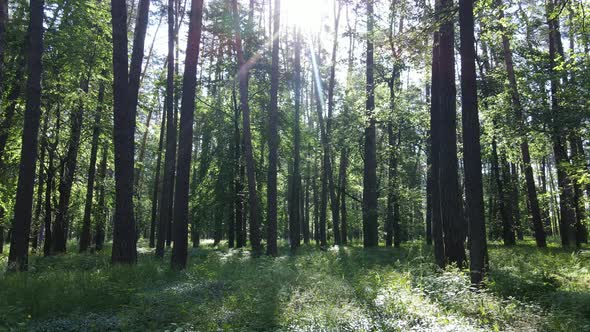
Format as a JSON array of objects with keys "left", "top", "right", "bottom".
[{"left": 0, "top": 239, "right": 589, "bottom": 332}]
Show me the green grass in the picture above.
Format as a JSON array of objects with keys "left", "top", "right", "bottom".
[{"left": 0, "top": 239, "right": 588, "bottom": 331}]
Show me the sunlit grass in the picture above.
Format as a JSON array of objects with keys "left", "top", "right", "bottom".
[{"left": 0, "top": 239, "right": 588, "bottom": 331}]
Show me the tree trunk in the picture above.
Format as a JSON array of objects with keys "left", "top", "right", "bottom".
[
  {"left": 498, "top": 2, "right": 546, "bottom": 247},
  {"left": 363, "top": 0, "right": 378, "bottom": 248},
  {"left": 430, "top": 26, "right": 445, "bottom": 267},
  {"left": 53, "top": 77, "right": 88, "bottom": 253},
  {"left": 326, "top": 3, "right": 342, "bottom": 245},
  {"left": 547, "top": 0, "right": 576, "bottom": 247},
  {"left": 289, "top": 27, "right": 302, "bottom": 251},
  {"left": 569, "top": 135, "right": 588, "bottom": 244},
  {"left": 7, "top": 0, "right": 44, "bottom": 272},
  {"left": 171, "top": 0, "right": 203, "bottom": 270},
  {"left": 149, "top": 99, "right": 166, "bottom": 248},
  {"left": 232, "top": 87, "right": 245, "bottom": 248},
  {"left": 459, "top": 0, "right": 487, "bottom": 283},
  {"left": 338, "top": 149, "right": 348, "bottom": 245},
  {"left": 111, "top": 0, "right": 150, "bottom": 264},
  {"left": 80, "top": 82, "right": 105, "bottom": 252},
  {"left": 233, "top": 0, "right": 261, "bottom": 254},
  {"left": 32, "top": 114, "right": 49, "bottom": 252},
  {"left": 94, "top": 142, "right": 108, "bottom": 251},
  {"left": 500, "top": 154, "right": 516, "bottom": 245},
  {"left": 266, "top": 0, "right": 280, "bottom": 256},
  {"left": 156, "top": 0, "right": 177, "bottom": 258}
]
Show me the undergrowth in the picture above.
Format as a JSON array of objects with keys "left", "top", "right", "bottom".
[{"left": 0, "top": 239, "right": 588, "bottom": 331}]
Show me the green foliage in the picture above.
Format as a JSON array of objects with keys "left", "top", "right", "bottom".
[{"left": 1, "top": 241, "right": 588, "bottom": 331}]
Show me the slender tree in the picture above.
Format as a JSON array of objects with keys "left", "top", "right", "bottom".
[
  {"left": 497, "top": 0, "right": 546, "bottom": 247},
  {"left": 110, "top": 0, "right": 150, "bottom": 264},
  {"left": 289, "top": 27, "right": 302, "bottom": 250},
  {"left": 171, "top": 0, "right": 204, "bottom": 270},
  {"left": 7, "top": 0, "right": 44, "bottom": 272},
  {"left": 157, "top": 0, "right": 177, "bottom": 258},
  {"left": 459, "top": 0, "right": 487, "bottom": 284},
  {"left": 266, "top": 0, "right": 280, "bottom": 256},
  {"left": 363, "top": 0, "right": 378, "bottom": 247},
  {"left": 80, "top": 82, "right": 106, "bottom": 252},
  {"left": 232, "top": 0, "right": 261, "bottom": 254}
]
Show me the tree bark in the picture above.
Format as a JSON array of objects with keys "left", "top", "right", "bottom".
[
  {"left": 459, "top": 0, "right": 487, "bottom": 283},
  {"left": 430, "top": 26, "right": 445, "bottom": 267},
  {"left": 7, "top": 0, "right": 44, "bottom": 272},
  {"left": 546, "top": 0, "right": 577, "bottom": 247},
  {"left": 289, "top": 27, "right": 302, "bottom": 251},
  {"left": 94, "top": 142, "right": 108, "bottom": 251},
  {"left": 80, "top": 82, "right": 105, "bottom": 252},
  {"left": 363, "top": 0, "right": 378, "bottom": 248},
  {"left": 498, "top": 2, "right": 546, "bottom": 247},
  {"left": 149, "top": 99, "right": 166, "bottom": 248},
  {"left": 156, "top": 0, "right": 176, "bottom": 258},
  {"left": 111, "top": 0, "right": 150, "bottom": 264},
  {"left": 266, "top": 0, "right": 280, "bottom": 256},
  {"left": 233, "top": 0, "right": 261, "bottom": 254},
  {"left": 171, "top": 0, "right": 204, "bottom": 270}
]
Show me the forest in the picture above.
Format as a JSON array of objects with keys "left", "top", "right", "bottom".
[{"left": 0, "top": 0, "right": 589, "bottom": 330}]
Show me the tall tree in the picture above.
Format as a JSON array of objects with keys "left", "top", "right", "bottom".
[
  {"left": 438, "top": 0, "right": 465, "bottom": 266},
  {"left": 80, "top": 82, "right": 106, "bottom": 252},
  {"left": 326, "top": 1, "right": 342, "bottom": 245},
  {"left": 290, "top": 28, "right": 302, "bottom": 250},
  {"left": 150, "top": 97, "right": 166, "bottom": 248},
  {"left": 546, "top": 0, "right": 577, "bottom": 247},
  {"left": 459, "top": 0, "right": 487, "bottom": 284},
  {"left": 7, "top": 0, "right": 44, "bottom": 272},
  {"left": 232, "top": 0, "right": 261, "bottom": 254},
  {"left": 110, "top": 0, "right": 150, "bottom": 264},
  {"left": 171, "top": 0, "right": 204, "bottom": 270},
  {"left": 363, "top": 0, "right": 378, "bottom": 247},
  {"left": 497, "top": 0, "right": 546, "bottom": 247},
  {"left": 94, "top": 142, "right": 108, "bottom": 251},
  {"left": 266, "top": 0, "right": 280, "bottom": 257},
  {"left": 156, "top": 0, "right": 177, "bottom": 258}
]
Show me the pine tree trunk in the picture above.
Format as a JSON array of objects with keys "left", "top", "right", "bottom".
[
  {"left": 430, "top": 27, "right": 445, "bottom": 268},
  {"left": 266, "top": 0, "right": 280, "bottom": 256},
  {"left": 459, "top": 0, "right": 487, "bottom": 283},
  {"left": 233, "top": 87, "right": 245, "bottom": 248},
  {"left": 32, "top": 115, "right": 49, "bottom": 252},
  {"left": 326, "top": 3, "right": 342, "bottom": 245},
  {"left": 498, "top": 2, "right": 546, "bottom": 247},
  {"left": 111, "top": 0, "right": 150, "bottom": 264},
  {"left": 547, "top": 1, "right": 577, "bottom": 247},
  {"left": 289, "top": 27, "right": 302, "bottom": 251},
  {"left": 156, "top": 0, "right": 177, "bottom": 258},
  {"left": 94, "top": 142, "right": 108, "bottom": 251},
  {"left": 233, "top": 0, "right": 261, "bottom": 254},
  {"left": 80, "top": 82, "right": 105, "bottom": 252},
  {"left": 363, "top": 0, "right": 378, "bottom": 248},
  {"left": 7, "top": 0, "right": 44, "bottom": 272},
  {"left": 149, "top": 100, "right": 166, "bottom": 248},
  {"left": 171, "top": 0, "right": 203, "bottom": 270}
]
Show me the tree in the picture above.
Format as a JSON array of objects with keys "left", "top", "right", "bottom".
[
  {"left": 110, "top": 0, "right": 150, "bottom": 264},
  {"left": 363, "top": 0, "right": 378, "bottom": 248},
  {"left": 171, "top": 0, "right": 204, "bottom": 270},
  {"left": 232, "top": 0, "right": 261, "bottom": 254},
  {"left": 459, "top": 0, "right": 488, "bottom": 284},
  {"left": 266, "top": 0, "right": 280, "bottom": 257},
  {"left": 7, "top": 0, "right": 44, "bottom": 272},
  {"left": 80, "top": 82, "right": 106, "bottom": 252},
  {"left": 497, "top": 0, "right": 546, "bottom": 247},
  {"left": 157, "top": 0, "right": 177, "bottom": 258},
  {"left": 290, "top": 28, "right": 302, "bottom": 250}
]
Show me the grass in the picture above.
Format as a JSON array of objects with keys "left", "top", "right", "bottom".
[{"left": 0, "top": 239, "right": 588, "bottom": 331}]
